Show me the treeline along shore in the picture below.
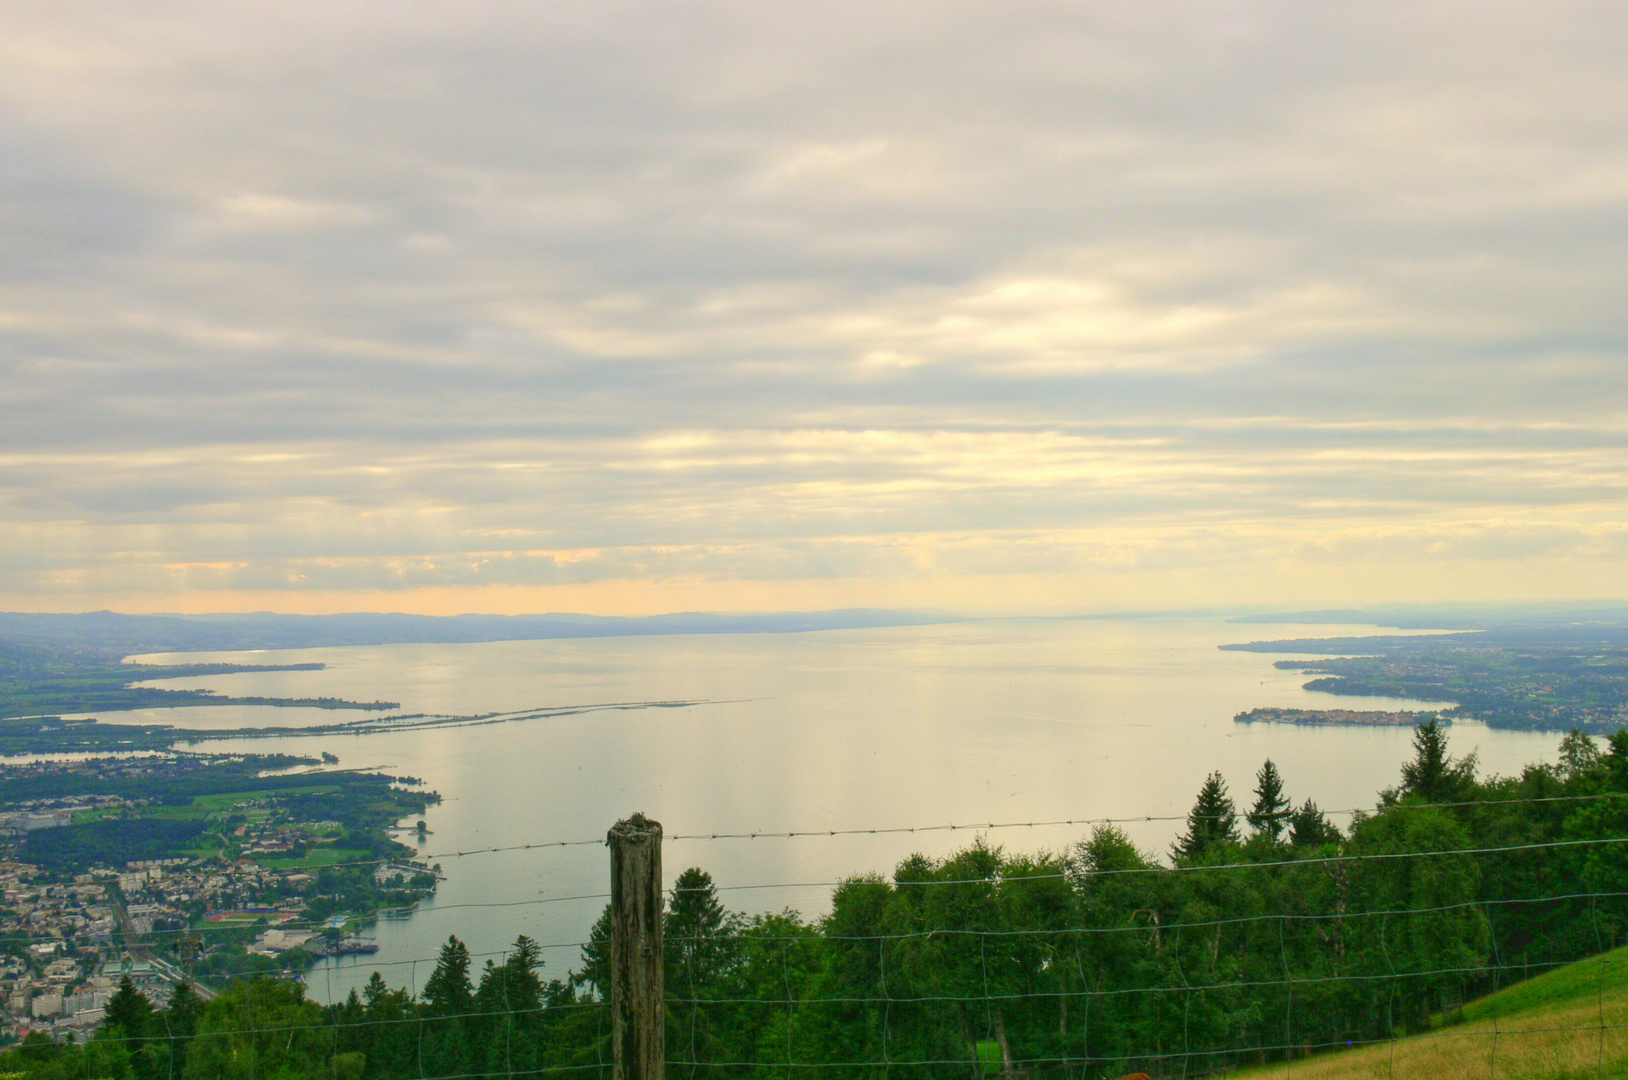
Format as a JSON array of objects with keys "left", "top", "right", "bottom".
[
  {"left": 0, "top": 642, "right": 396, "bottom": 720},
  {"left": 1234, "top": 706, "right": 1439, "bottom": 726},
  {"left": 0, "top": 609, "right": 950, "bottom": 723},
  {"left": 1222, "top": 621, "right": 1628, "bottom": 732},
  {"left": 6, "top": 722, "right": 1628, "bottom": 1079}
]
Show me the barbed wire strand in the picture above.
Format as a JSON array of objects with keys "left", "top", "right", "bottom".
[
  {"left": 78, "top": 790, "right": 1628, "bottom": 881},
  {"left": 22, "top": 883, "right": 1624, "bottom": 1019},
  {"left": 40, "top": 886, "right": 1628, "bottom": 991},
  {"left": 16, "top": 814, "right": 1628, "bottom": 1073},
  {"left": 660, "top": 957, "right": 1609, "bottom": 1007},
  {"left": 57, "top": 1021, "right": 1616, "bottom": 1080},
  {"left": 43, "top": 947, "right": 1627, "bottom": 1057},
  {"left": 131, "top": 828, "right": 1577, "bottom": 944},
  {"left": 663, "top": 1019, "right": 1628, "bottom": 1070}
]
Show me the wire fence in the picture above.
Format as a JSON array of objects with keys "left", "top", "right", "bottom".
[
  {"left": 77, "top": 887, "right": 1615, "bottom": 989},
  {"left": 15, "top": 806, "right": 1628, "bottom": 1080},
  {"left": 77, "top": 789, "right": 1628, "bottom": 877},
  {"left": 55, "top": 954, "right": 1628, "bottom": 1080},
  {"left": 39, "top": 827, "right": 1628, "bottom": 953}
]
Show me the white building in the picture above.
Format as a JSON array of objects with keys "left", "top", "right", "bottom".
[{"left": 253, "top": 928, "right": 317, "bottom": 954}]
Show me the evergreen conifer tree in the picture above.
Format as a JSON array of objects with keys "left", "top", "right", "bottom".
[
  {"left": 1171, "top": 771, "right": 1239, "bottom": 862},
  {"left": 666, "top": 867, "right": 735, "bottom": 986},
  {"left": 665, "top": 868, "right": 738, "bottom": 1067},
  {"left": 163, "top": 981, "right": 202, "bottom": 1039},
  {"left": 423, "top": 935, "right": 474, "bottom": 1014},
  {"left": 421, "top": 936, "right": 475, "bottom": 1079},
  {"left": 104, "top": 976, "right": 152, "bottom": 1042},
  {"left": 574, "top": 905, "right": 612, "bottom": 999},
  {"left": 1288, "top": 798, "right": 1341, "bottom": 848},
  {"left": 158, "top": 980, "right": 202, "bottom": 1073},
  {"left": 363, "top": 971, "right": 391, "bottom": 1010},
  {"left": 1400, "top": 720, "right": 1477, "bottom": 802},
  {"left": 1246, "top": 759, "right": 1292, "bottom": 841},
  {"left": 1606, "top": 729, "right": 1628, "bottom": 791},
  {"left": 358, "top": 971, "right": 416, "bottom": 1079}
]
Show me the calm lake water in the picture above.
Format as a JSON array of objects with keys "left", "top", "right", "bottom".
[{"left": 109, "top": 617, "right": 1563, "bottom": 1003}]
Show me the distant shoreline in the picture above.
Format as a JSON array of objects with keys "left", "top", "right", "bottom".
[{"left": 1235, "top": 706, "right": 1441, "bottom": 727}]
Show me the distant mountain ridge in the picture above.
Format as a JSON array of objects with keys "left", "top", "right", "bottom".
[
  {"left": 0, "top": 608, "right": 959, "bottom": 658},
  {"left": 1230, "top": 601, "right": 1628, "bottom": 631}
]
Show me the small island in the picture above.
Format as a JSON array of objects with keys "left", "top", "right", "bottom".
[{"left": 1235, "top": 706, "right": 1441, "bottom": 727}]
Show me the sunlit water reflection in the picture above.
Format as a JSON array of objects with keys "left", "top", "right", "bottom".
[{"left": 80, "top": 618, "right": 1558, "bottom": 1003}]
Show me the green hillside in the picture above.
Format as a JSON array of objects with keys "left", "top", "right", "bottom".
[{"left": 1235, "top": 946, "right": 1628, "bottom": 1080}]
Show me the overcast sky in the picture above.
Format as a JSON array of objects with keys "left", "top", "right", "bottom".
[{"left": 2, "top": 2, "right": 1626, "bottom": 615}]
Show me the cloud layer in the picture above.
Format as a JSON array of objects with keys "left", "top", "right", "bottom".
[{"left": 2, "top": 2, "right": 1626, "bottom": 613}]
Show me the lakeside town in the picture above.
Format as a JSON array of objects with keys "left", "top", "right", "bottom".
[{"left": 0, "top": 753, "right": 440, "bottom": 1042}]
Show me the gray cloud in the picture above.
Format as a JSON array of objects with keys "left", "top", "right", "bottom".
[{"left": 1, "top": 2, "right": 1626, "bottom": 608}]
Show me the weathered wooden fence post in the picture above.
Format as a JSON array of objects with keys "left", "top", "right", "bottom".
[{"left": 609, "top": 813, "right": 664, "bottom": 1080}]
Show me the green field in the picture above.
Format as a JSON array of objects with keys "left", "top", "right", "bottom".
[
  {"left": 1235, "top": 947, "right": 1628, "bottom": 1080},
  {"left": 72, "top": 784, "right": 343, "bottom": 826},
  {"left": 256, "top": 848, "right": 372, "bottom": 870},
  {"left": 17, "top": 762, "right": 434, "bottom": 874},
  {"left": 182, "top": 785, "right": 340, "bottom": 816}
]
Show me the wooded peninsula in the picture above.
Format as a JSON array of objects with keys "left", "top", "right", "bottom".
[{"left": 1223, "top": 620, "right": 1628, "bottom": 732}]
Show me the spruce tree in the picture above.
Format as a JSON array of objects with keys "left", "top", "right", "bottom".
[
  {"left": 1400, "top": 720, "right": 1476, "bottom": 802},
  {"left": 358, "top": 971, "right": 415, "bottom": 1080},
  {"left": 665, "top": 868, "right": 738, "bottom": 1066},
  {"left": 1288, "top": 798, "right": 1341, "bottom": 848},
  {"left": 423, "top": 935, "right": 474, "bottom": 1014},
  {"left": 1246, "top": 759, "right": 1292, "bottom": 841},
  {"left": 666, "top": 867, "right": 738, "bottom": 992},
  {"left": 103, "top": 976, "right": 152, "bottom": 1042},
  {"left": 1607, "top": 729, "right": 1628, "bottom": 792},
  {"left": 159, "top": 980, "right": 203, "bottom": 1073},
  {"left": 1171, "top": 771, "right": 1239, "bottom": 863},
  {"left": 163, "top": 980, "right": 202, "bottom": 1040},
  {"left": 574, "top": 904, "right": 612, "bottom": 999},
  {"left": 362, "top": 971, "right": 390, "bottom": 1011},
  {"left": 422, "top": 936, "right": 475, "bottom": 1079}
]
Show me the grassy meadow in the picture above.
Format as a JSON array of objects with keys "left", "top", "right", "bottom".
[{"left": 1233, "top": 946, "right": 1628, "bottom": 1080}]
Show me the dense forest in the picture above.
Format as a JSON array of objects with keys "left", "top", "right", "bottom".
[{"left": 8, "top": 722, "right": 1628, "bottom": 1080}]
